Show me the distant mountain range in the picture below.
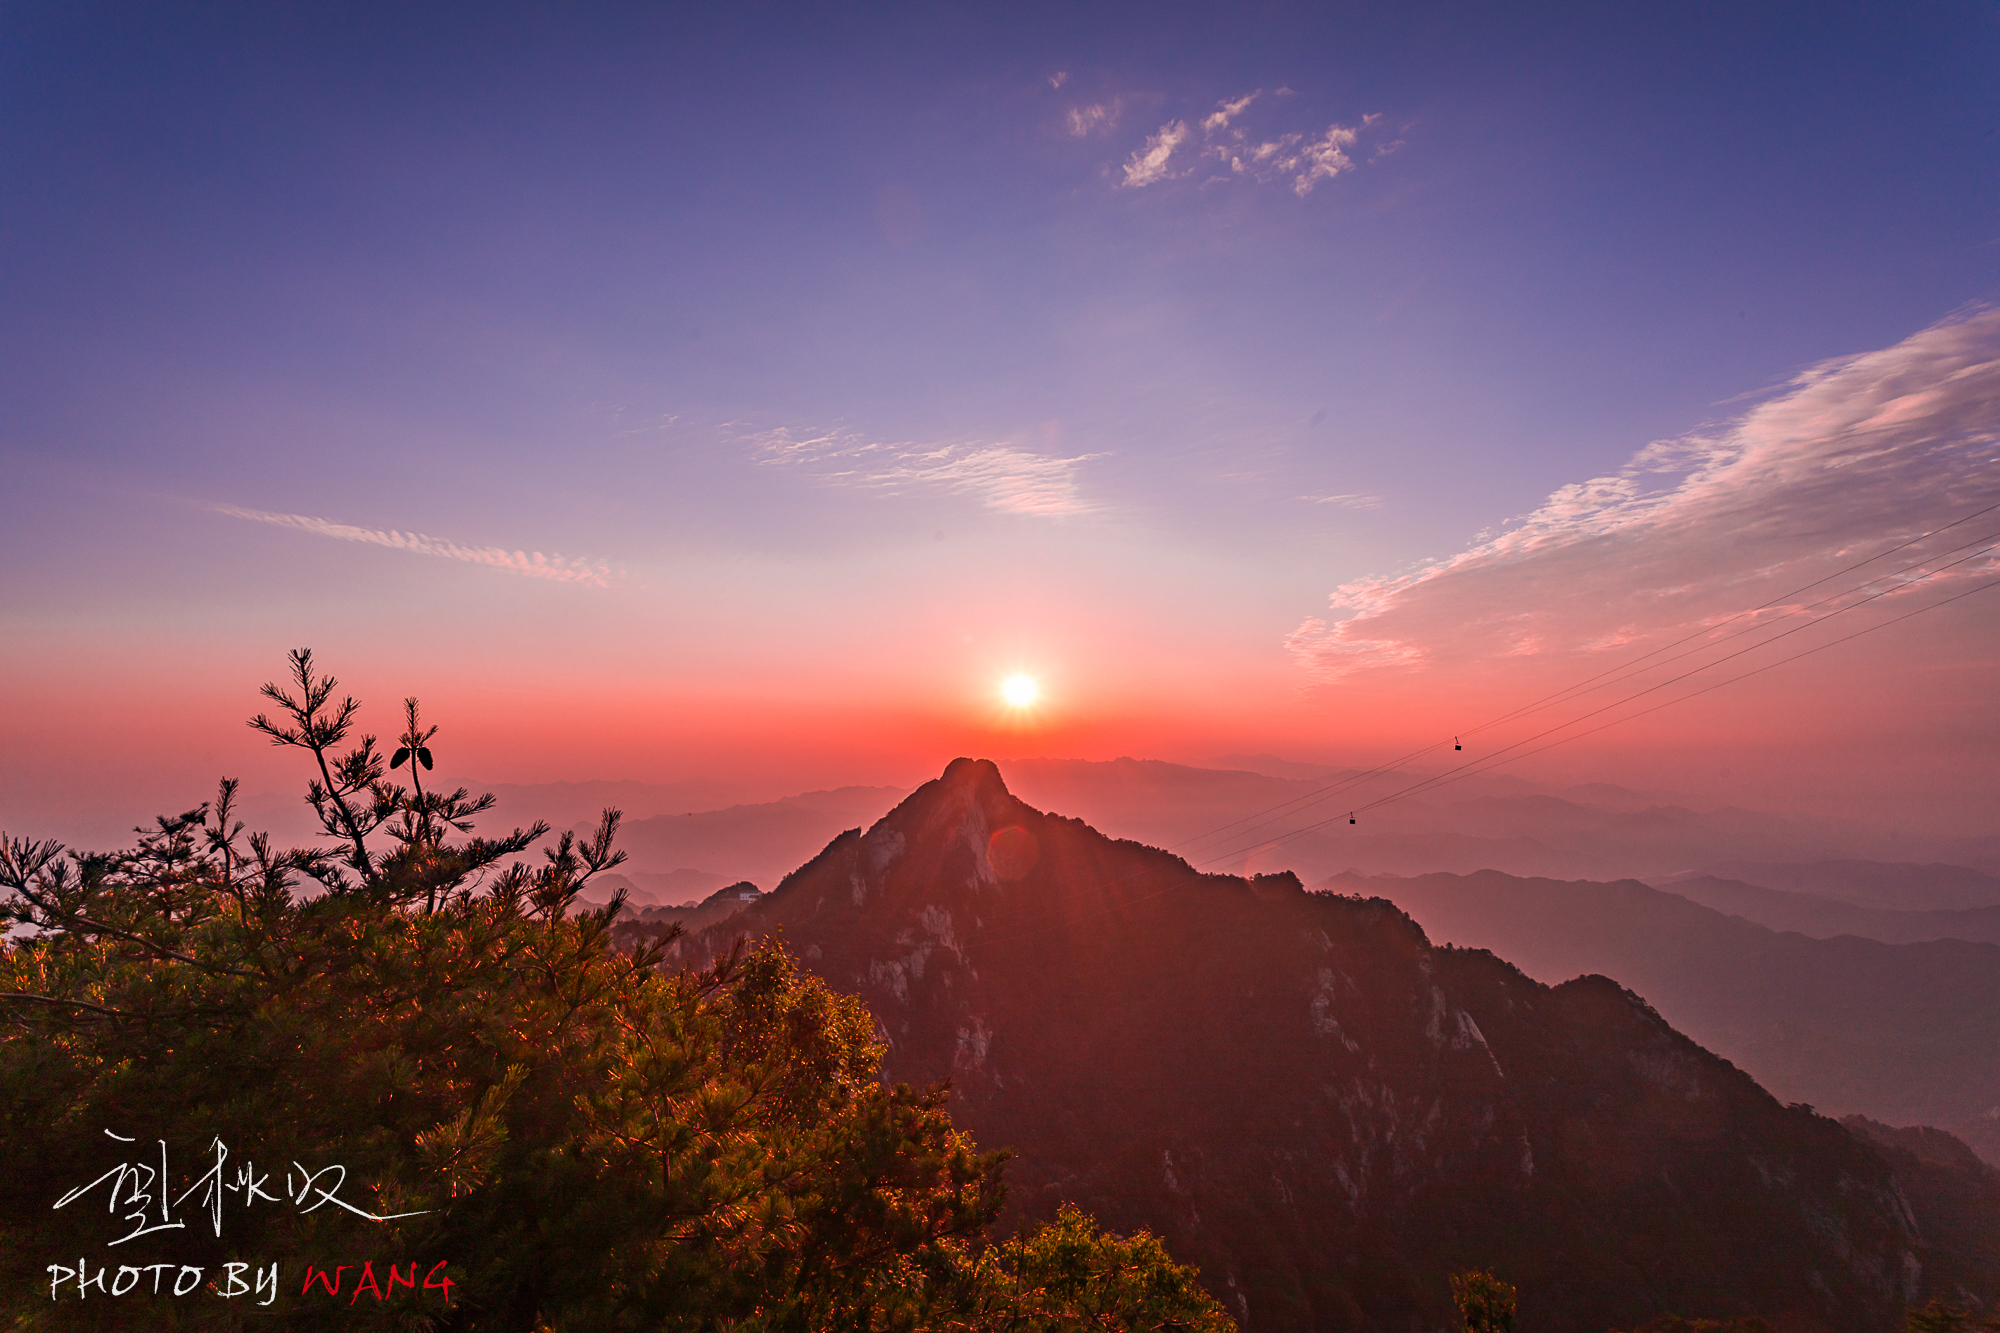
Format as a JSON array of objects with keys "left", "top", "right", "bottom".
[
  {"left": 1655, "top": 874, "right": 2000, "bottom": 945},
  {"left": 1684, "top": 861, "right": 2000, "bottom": 912},
  {"left": 602, "top": 880, "right": 765, "bottom": 945},
  {"left": 993, "top": 758, "right": 1997, "bottom": 885},
  {"left": 188, "top": 759, "right": 1996, "bottom": 905},
  {"left": 574, "top": 868, "right": 740, "bottom": 909},
  {"left": 571, "top": 785, "right": 907, "bottom": 889},
  {"left": 671, "top": 759, "right": 2000, "bottom": 1333},
  {"left": 480, "top": 776, "right": 783, "bottom": 828},
  {"left": 1330, "top": 869, "right": 2000, "bottom": 1134}
]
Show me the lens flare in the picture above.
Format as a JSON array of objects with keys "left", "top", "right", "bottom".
[{"left": 1001, "top": 675, "right": 1039, "bottom": 707}]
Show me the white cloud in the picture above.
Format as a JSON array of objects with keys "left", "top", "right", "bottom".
[
  {"left": 211, "top": 504, "right": 613, "bottom": 585},
  {"left": 1122, "top": 120, "right": 1189, "bottom": 187},
  {"left": 1302, "top": 493, "right": 1383, "bottom": 509},
  {"left": 1212, "top": 113, "right": 1376, "bottom": 195},
  {"left": 878, "top": 444, "right": 1104, "bottom": 516},
  {"left": 1050, "top": 71, "right": 1069, "bottom": 89},
  {"left": 1287, "top": 309, "right": 2000, "bottom": 678},
  {"left": 1202, "top": 92, "right": 1258, "bottom": 133},
  {"left": 1067, "top": 100, "right": 1120, "bottom": 137},
  {"left": 748, "top": 427, "right": 1105, "bottom": 517},
  {"left": 1120, "top": 93, "right": 1384, "bottom": 195}
]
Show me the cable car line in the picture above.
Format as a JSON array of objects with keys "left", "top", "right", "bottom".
[
  {"left": 1457, "top": 499, "right": 2000, "bottom": 742},
  {"left": 1192, "top": 567, "right": 2000, "bottom": 869},
  {"left": 1461, "top": 523, "right": 2000, "bottom": 735},
  {"left": 1200, "top": 539, "right": 1999, "bottom": 865},
  {"left": 1171, "top": 517, "right": 1977, "bottom": 861},
  {"left": 1171, "top": 505, "right": 2000, "bottom": 860},
  {"left": 1392, "top": 574, "right": 2000, "bottom": 813}
]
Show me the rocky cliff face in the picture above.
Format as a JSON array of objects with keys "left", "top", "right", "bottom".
[{"left": 678, "top": 758, "right": 1997, "bottom": 1333}]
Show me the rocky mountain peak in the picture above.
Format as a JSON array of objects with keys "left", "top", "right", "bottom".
[
  {"left": 937, "top": 754, "right": 1010, "bottom": 795},
  {"left": 679, "top": 760, "right": 2000, "bottom": 1333}
]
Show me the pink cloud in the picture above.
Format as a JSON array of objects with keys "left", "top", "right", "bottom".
[
  {"left": 1121, "top": 93, "right": 1385, "bottom": 196},
  {"left": 1288, "top": 309, "right": 2000, "bottom": 680},
  {"left": 1067, "top": 100, "right": 1120, "bottom": 137}
]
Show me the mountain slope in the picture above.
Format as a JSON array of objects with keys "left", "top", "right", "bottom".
[
  {"left": 1332, "top": 870, "right": 2000, "bottom": 1127},
  {"left": 677, "top": 759, "right": 1999, "bottom": 1333}
]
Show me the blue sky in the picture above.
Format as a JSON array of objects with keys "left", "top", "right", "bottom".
[{"left": 4, "top": 2, "right": 1998, "bottom": 833}]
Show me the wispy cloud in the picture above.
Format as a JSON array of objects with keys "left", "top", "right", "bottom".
[
  {"left": 211, "top": 503, "right": 614, "bottom": 585},
  {"left": 1067, "top": 99, "right": 1120, "bottom": 137},
  {"left": 1302, "top": 493, "right": 1382, "bottom": 509},
  {"left": 1121, "top": 92, "right": 1388, "bottom": 195},
  {"left": 1202, "top": 92, "right": 1258, "bottom": 134},
  {"left": 1122, "top": 120, "right": 1189, "bottom": 187},
  {"left": 1287, "top": 309, "right": 2000, "bottom": 678},
  {"left": 1218, "top": 118, "right": 1371, "bottom": 196},
  {"left": 747, "top": 427, "right": 1105, "bottom": 517}
]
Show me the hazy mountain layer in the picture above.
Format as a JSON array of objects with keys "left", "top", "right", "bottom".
[
  {"left": 481, "top": 776, "right": 781, "bottom": 829},
  {"left": 1336, "top": 870, "right": 2000, "bottom": 1128},
  {"left": 995, "top": 757, "right": 1974, "bottom": 884},
  {"left": 1958, "top": 1110, "right": 2000, "bottom": 1169},
  {"left": 1689, "top": 861, "right": 2000, "bottom": 913},
  {"left": 676, "top": 759, "right": 2000, "bottom": 1333},
  {"left": 606, "top": 881, "right": 765, "bottom": 950},
  {"left": 575, "top": 868, "right": 736, "bottom": 909},
  {"left": 581, "top": 785, "right": 907, "bottom": 886},
  {"left": 1658, "top": 875, "right": 2000, "bottom": 945}
]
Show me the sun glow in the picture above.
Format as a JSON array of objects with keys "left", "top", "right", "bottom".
[{"left": 1001, "top": 675, "right": 1039, "bottom": 707}]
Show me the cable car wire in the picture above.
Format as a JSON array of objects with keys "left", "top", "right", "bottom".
[
  {"left": 1194, "top": 568, "right": 2000, "bottom": 868},
  {"left": 1172, "top": 503, "right": 2000, "bottom": 859}
]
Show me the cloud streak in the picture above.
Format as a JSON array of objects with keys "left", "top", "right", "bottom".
[
  {"left": 1202, "top": 93, "right": 1258, "bottom": 134},
  {"left": 1288, "top": 309, "right": 2000, "bottom": 679},
  {"left": 1121, "top": 92, "right": 1387, "bottom": 195},
  {"left": 1067, "top": 99, "right": 1120, "bottom": 137},
  {"left": 211, "top": 503, "right": 614, "bottom": 585},
  {"left": 748, "top": 427, "right": 1104, "bottom": 517}
]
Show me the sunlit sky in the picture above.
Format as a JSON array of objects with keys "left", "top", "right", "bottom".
[{"left": 5, "top": 3, "right": 1999, "bottom": 842}]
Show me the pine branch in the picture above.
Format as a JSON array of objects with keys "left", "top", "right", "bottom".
[{"left": 1, "top": 991, "right": 124, "bottom": 1016}]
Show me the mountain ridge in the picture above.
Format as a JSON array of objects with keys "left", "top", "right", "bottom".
[
  {"left": 673, "top": 758, "right": 2000, "bottom": 1333},
  {"left": 1677, "top": 861, "right": 2000, "bottom": 913},
  {"left": 1334, "top": 868, "right": 2000, "bottom": 1128}
]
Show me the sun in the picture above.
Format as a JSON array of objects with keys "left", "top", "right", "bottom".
[{"left": 1000, "top": 675, "right": 1039, "bottom": 707}]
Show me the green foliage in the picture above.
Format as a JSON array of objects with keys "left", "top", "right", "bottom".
[
  {"left": 0, "top": 652, "right": 1235, "bottom": 1332},
  {"left": 1906, "top": 1300, "right": 2000, "bottom": 1333},
  {"left": 1449, "top": 1270, "right": 1517, "bottom": 1333},
  {"left": 973, "top": 1204, "right": 1236, "bottom": 1333}
]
